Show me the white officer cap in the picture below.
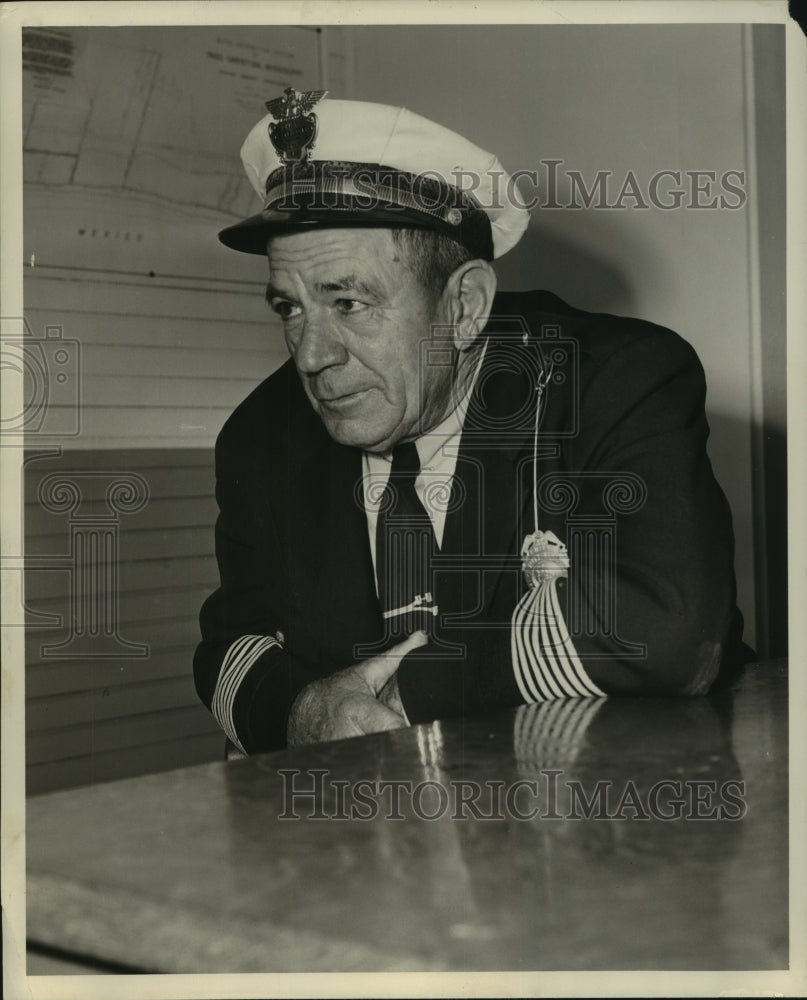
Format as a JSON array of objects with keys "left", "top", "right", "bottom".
[{"left": 219, "top": 89, "right": 530, "bottom": 260}]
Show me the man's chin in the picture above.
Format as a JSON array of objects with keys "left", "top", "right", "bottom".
[{"left": 319, "top": 414, "right": 394, "bottom": 452}]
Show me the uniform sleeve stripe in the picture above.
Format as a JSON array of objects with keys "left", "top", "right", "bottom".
[
  {"left": 511, "top": 581, "right": 606, "bottom": 704},
  {"left": 211, "top": 634, "right": 281, "bottom": 753}
]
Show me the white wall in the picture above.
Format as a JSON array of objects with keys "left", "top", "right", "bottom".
[{"left": 22, "top": 25, "right": 341, "bottom": 448}]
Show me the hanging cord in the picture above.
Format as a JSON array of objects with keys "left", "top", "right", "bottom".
[
  {"left": 521, "top": 351, "right": 569, "bottom": 590},
  {"left": 512, "top": 351, "right": 605, "bottom": 703},
  {"left": 531, "top": 356, "right": 554, "bottom": 534}
]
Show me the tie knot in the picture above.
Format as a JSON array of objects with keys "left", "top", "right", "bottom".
[{"left": 390, "top": 440, "right": 421, "bottom": 478}]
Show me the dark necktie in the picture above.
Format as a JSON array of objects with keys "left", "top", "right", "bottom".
[{"left": 375, "top": 440, "right": 438, "bottom": 638}]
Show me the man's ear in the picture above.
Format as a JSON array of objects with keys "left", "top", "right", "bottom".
[{"left": 443, "top": 259, "right": 498, "bottom": 352}]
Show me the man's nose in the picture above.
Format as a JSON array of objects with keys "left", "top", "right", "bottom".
[{"left": 291, "top": 313, "right": 349, "bottom": 374}]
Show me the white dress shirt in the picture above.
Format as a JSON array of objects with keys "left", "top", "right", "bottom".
[{"left": 362, "top": 342, "right": 487, "bottom": 592}]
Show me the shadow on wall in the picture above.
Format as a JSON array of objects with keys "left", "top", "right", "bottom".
[
  {"left": 746, "top": 417, "right": 787, "bottom": 659},
  {"left": 495, "top": 216, "right": 636, "bottom": 316}
]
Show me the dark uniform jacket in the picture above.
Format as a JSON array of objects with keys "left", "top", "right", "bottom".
[{"left": 194, "top": 290, "right": 748, "bottom": 753}]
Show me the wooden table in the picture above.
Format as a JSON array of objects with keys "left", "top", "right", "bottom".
[{"left": 26, "top": 662, "right": 788, "bottom": 973}]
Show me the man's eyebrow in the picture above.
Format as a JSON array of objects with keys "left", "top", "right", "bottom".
[
  {"left": 265, "top": 282, "right": 291, "bottom": 304},
  {"left": 265, "top": 275, "right": 379, "bottom": 303},
  {"left": 315, "top": 275, "right": 378, "bottom": 297}
]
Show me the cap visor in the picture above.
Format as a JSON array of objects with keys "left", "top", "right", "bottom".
[{"left": 219, "top": 204, "right": 487, "bottom": 256}]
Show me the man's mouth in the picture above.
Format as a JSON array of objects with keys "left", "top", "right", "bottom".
[{"left": 315, "top": 387, "right": 373, "bottom": 408}]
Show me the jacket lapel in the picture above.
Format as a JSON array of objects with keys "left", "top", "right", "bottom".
[
  {"left": 318, "top": 442, "right": 384, "bottom": 661},
  {"left": 440, "top": 316, "right": 558, "bottom": 618},
  {"left": 442, "top": 454, "right": 536, "bottom": 621},
  {"left": 290, "top": 418, "right": 382, "bottom": 669}
]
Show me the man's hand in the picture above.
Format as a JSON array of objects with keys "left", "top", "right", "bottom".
[
  {"left": 287, "top": 631, "right": 427, "bottom": 747},
  {"left": 378, "top": 672, "right": 409, "bottom": 724}
]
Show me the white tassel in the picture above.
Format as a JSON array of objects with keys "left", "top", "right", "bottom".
[{"left": 511, "top": 530, "right": 605, "bottom": 702}]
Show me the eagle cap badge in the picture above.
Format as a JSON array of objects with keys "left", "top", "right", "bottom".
[{"left": 265, "top": 87, "right": 328, "bottom": 165}]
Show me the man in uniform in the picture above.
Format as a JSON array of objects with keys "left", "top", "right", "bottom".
[{"left": 194, "top": 91, "right": 748, "bottom": 754}]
